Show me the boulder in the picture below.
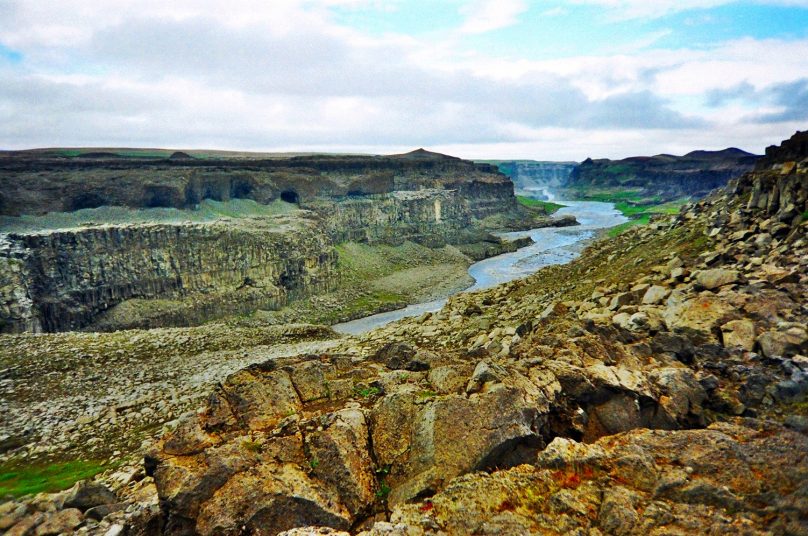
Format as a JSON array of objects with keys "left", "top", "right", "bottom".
[
  {"left": 371, "top": 385, "right": 545, "bottom": 505},
  {"left": 64, "top": 480, "right": 118, "bottom": 512},
  {"left": 663, "top": 295, "right": 735, "bottom": 344},
  {"left": 757, "top": 327, "right": 808, "bottom": 358},
  {"left": 374, "top": 343, "right": 430, "bottom": 371},
  {"left": 694, "top": 268, "right": 739, "bottom": 290},
  {"left": 641, "top": 285, "right": 669, "bottom": 305},
  {"left": 34, "top": 509, "right": 83, "bottom": 536},
  {"left": 720, "top": 319, "right": 756, "bottom": 351}
]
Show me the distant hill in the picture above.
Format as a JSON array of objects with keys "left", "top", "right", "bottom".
[{"left": 567, "top": 148, "right": 760, "bottom": 201}]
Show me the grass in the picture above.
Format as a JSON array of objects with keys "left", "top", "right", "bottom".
[
  {"left": 607, "top": 214, "right": 652, "bottom": 237},
  {"left": 0, "top": 459, "right": 107, "bottom": 498},
  {"left": 354, "top": 385, "right": 382, "bottom": 398},
  {"left": 603, "top": 193, "right": 689, "bottom": 237},
  {"left": 568, "top": 188, "right": 646, "bottom": 203},
  {"left": 516, "top": 196, "right": 566, "bottom": 214}
]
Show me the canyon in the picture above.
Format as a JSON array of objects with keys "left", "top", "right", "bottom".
[
  {"left": 0, "top": 149, "right": 561, "bottom": 334},
  {"left": 491, "top": 148, "right": 761, "bottom": 203},
  {"left": 0, "top": 132, "right": 805, "bottom": 536}
]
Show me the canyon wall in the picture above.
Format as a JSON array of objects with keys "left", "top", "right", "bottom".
[
  {"left": 0, "top": 149, "right": 530, "bottom": 333},
  {"left": 568, "top": 147, "right": 760, "bottom": 200},
  {"left": 0, "top": 149, "right": 513, "bottom": 218},
  {"left": 0, "top": 216, "right": 338, "bottom": 333}
]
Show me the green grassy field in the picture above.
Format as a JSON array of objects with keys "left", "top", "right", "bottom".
[
  {"left": 0, "top": 459, "right": 108, "bottom": 497},
  {"left": 516, "top": 195, "right": 566, "bottom": 214},
  {"left": 607, "top": 198, "right": 688, "bottom": 237}
]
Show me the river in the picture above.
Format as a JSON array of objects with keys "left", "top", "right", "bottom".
[{"left": 333, "top": 198, "right": 627, "bottom": 335}]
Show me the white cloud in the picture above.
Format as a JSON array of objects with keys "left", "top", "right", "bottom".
[
  {"left": 0, "top": 0, "right": 805, "bottom": 159},
  {"left": 459, "top": 0, "right": 528, "bottom": 34},
  {"left": 568, "top": 0, "right": 808, "bottom": 19}
]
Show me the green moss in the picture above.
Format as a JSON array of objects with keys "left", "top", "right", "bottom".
[
  {"left": 607, "top": 214, "right": 652, "bottom": 237},
  {"left": 802, "top": 210, "right": 808, "bottom": 221},
  {"left": 0, "top": 459, "right": 107, "bottom": 498},
  {"left": 606, "top": 197, "right": 688, "bottom": 237},
  {"left": 354, "top": 385, "right": 382, "bottom": 398},
  {"left": 375, "top": 482, "right": 392, "bottom": 499},
  {"left": 516, "top": 196, "right": 566, "bottom": 214}
]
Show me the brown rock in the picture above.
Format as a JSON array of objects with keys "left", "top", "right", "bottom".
[
  {"left": 663, "top": 295, "right": 735, "bottom": 344},
  {"left": 757, "top": 327, "right": 808, "bottom": 358},
  {"left": 720, "top": 319, "right": 756, "bottom": 350},
  {"left": 34, "top": 509, "right": 83, "bottom": 536},
  {"left": 305, "top": 409, "right": 377, "bottom": 515},
  {"left": 5, "top": 513, "right": 44, "bottom": 536}
]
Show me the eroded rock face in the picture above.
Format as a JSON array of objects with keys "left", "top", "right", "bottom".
[
  {"left": 387, "top": 419, "right": 808, "bottom": 535},
  {"left": 0, "top": 150, "right": 551, "bottom": 333},
  {"left": 0, "top": 150, "right": 513, "bottom": 217},
  {"left": 0, "top": 216, "right": 338, "bottom": 333}
]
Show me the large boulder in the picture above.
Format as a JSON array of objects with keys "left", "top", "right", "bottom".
[
  {"left": 694, "top": 268, "right": 739, "bottom": 290},
  {"left": 663, "top": 295, "right": 736, "bottom": 344}
]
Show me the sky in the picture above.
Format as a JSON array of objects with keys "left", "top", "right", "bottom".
[{"left": 0, "top": 0, "right": 807, "bottom": 160}]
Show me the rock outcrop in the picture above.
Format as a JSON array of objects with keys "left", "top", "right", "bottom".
[
  {"left": 0, "top": 215, "right": 338, "bottom": 333},
  {"left": 132, "top": 131, "right": 807, "bottom": 534}
]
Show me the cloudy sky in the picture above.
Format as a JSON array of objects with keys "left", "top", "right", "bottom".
[{"left": 1, "top": 0, "right": 807, "bottom": 160}]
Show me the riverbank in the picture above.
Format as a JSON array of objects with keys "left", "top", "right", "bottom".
[{"left": 335, "top": 199, "right": 626, "bottom": 334}]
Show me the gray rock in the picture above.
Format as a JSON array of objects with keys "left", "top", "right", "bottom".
[
  {"left": 465, "top": 360, "right": 506, "bottom": 394},
  {"left": 64, "top": 480, "right": 118, "bottom": 512},
  {"left": 642, "top": 285, "right": 669, "bottom": 305},
  {"left": 695, "top": 268, "right": 739, "bottom": 290}
]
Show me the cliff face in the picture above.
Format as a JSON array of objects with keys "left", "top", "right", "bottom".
[
  {"left": 0, "top": 149, "right": 530, "bottom": 333},
  {"left": 0, "top": 216, "right": 338, "bottom": 333},
  {"left": 568, "top": 148, "right": 760, "bottom": 200},
  {"left": 0, "top": 149, "right": 513, "bottom": 218}
]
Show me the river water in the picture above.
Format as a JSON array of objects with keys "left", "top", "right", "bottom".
[{"left": 333, "top": 198, "right": 626, "bottom": 335}]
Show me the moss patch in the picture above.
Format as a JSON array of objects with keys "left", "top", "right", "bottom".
[
  {"left": 0, "top": 459, "right": 107, "bottom": 498},
  {"left": 516, "top": 196, "right": 566, "bottom": 214}
]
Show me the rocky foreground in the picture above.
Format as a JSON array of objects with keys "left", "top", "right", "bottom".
[{"left": 1, "top": 132, "right": 806, "bottom": 535}]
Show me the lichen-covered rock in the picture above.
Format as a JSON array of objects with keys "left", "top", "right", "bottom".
[{"left": 385, "top": 420, "right": 808, "bottom": 535}]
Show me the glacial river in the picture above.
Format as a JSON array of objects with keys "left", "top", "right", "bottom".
[{"left": 333, "top": 198, "right": 627, "bottom": 335}]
